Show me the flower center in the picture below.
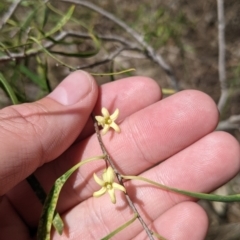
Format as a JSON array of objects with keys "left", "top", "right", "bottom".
[
  {"left": 106, "top": 183, "right": 112, "bottom": 190},
  {"left": 105, "top": 117, "right": 112, "bottom": 124}
]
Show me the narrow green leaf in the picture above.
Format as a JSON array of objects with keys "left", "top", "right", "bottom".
[
  {"left": 26, "top": 175, "right": 64, "bottom": 235},
  {"left": 49, "top": 50, "right": 98, "bottom": 58},
  {"left": 17, "top": 6, "right": 41, "bottom": 44},
  {"left": 19, "top": 64, "right": 47, "bottom": 90},
  {"left": 37, "top": 155, "right": 104, "bottom": 240},
  {"left": 5, "top": 18, "right": 18, "bottom": 27},
  {"left": 52, "top": 214, "right": 64, "bottom": 235},
  {"left": 44, "top": 5, "right": 75, "bottom": 38},
  {"left": 29, "top": 36, "right": 75, "bottom": 70},
  {"left": 36, "top": 56, "right": 51, "bottom": 93},
  {"left": 162, "top": 88, "right": 176, "bottom": 94},
  {"left": 19, "top": 9, "right": 36, "bottom": 30},
  {"left": 46, "top": 2, "right": 88, "bottom": 30},
  {"left": 0, "top": 72, "right": 19, "bottom": 104},
  {"left": 42, "top": 5, "right": 50, "bottom": 29},
  {"left": 49, "top": 31, "right": 101, "bottom": 58},
  {"left": 101, "top": 214, "right": 137, "bottom": 240},
  {"left": 0, "top": 41, "right": 9, "bottom": 53},
  {"left": 90, "top": 68, "right": 135, "bottom": 76},
  {"left": 122, "top": 175, "right": 240, "bottom": 202},
  {"left": 152, "top": 232, "right": 168, "bottom": 240},
  {"left": 40, "top": 57, "right": 51, "bottom": 93},
  {"left": 10, "top": 68, "right": 26, "bottom": 103}
]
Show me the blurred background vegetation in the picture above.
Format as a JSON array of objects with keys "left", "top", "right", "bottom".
[{"left": 0, "top": 0, "right": 240, "bottom": 239}]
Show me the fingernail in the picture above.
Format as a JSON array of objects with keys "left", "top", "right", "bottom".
[{"left": 48, "top": 71, "right": 92, "bottom": 105}]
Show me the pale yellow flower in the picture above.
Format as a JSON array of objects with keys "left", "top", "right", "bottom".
[
  {"left": 95, "top": 107, "right": 120, "bottom": 135},
  {"left": 93, "top": 166, "right": 126, "bottom": 204}
]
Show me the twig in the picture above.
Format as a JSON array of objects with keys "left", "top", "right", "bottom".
[
  {"left": 76, "top": 46, "right": 141, "bottom": 70},
  {"left": 0, "top": 33, "right": 63, "bottom": 63},
  {"left": 217, "top": 0, "right": 228, "bottom": 112},
  {"left": 0, "top": 0, "right": 22, "bottom": 30},
  {"left": 217, "top": 114, "right": 240, "bottom": 131},
  {"left": 91, "top": 114, "right": 154, "bottom": 240},
  {"left": 0, "top": 31, "right": 140, "bottom": 63},
  {"left": 66, "top": 31, "right": 134, "bottom": 46},
  {"left": 61, "top": 0, "right": 179, "bottom": 90}
]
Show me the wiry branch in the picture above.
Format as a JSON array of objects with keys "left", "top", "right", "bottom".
[
  {"left": 92, "top": 115, "right": 154, "bottom": 240},
  {"left": 76, "top": 46, "right": 141, "bottom": 70},
  {"left": 217, "top": 0, "right": 228, "bottom": 112},
  {"left": 61, "top": 0, "right": 179, "bottom": 90},
  {"left": 58, "top": 31, "right": 136, "bottom": 46},
  {"left": 0, "top": 0, "right": 22, "bottom": 30},
  {"left": 0, "top": 31, "right": 140, "bottom": 63},
  {"left": 217, "top": 114, "right": 240, "bottom": 131}
]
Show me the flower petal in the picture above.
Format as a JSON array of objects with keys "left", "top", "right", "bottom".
[
  {"left": 103, "top": 166, "right": 114, "bottom": 183},
  {"left": 112, "top": 182, "right": 126, "bottom": 193},
  {"left": 93, "top": 173, "right": 105, "bottom": 186},
  {"left": 108, "top": 188, "right": 116, "bottom": 204},
  {"left": 102, "top": 124, "right": 110, "bottom": 135},
  {"left": 110, "top": 108, "right": 119, "bottom": 121},
  {"left": 93, "top": 187, "right": 107, "bottom": 198},
  {"left": 102, "top": 168, "right": 107, "bottom": 182},
  {"left": 101, "top": 107, "right": 110, "bottom": 117},
  {"left": 95, "top": 116, "right": 105, "bottom": 125},
  {"left": 110, "top": 122, "right": 120, "bottom": 133}
]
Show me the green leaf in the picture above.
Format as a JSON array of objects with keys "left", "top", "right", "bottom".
[
  {"left": 0, "top": 72, "right": 19, "bottom": 105},
  {"left": 36, "top": 56, "right": 51, "bottom": 93},
  {"left": 49, "top": 49, "right": 98, "bottom": 58},
  {"left": 49, "top": 31, "right": 101, "bottom": 59},
  {"left": 26, "top": 174, "right": 64, "bottom": 235},
  {"left": 37, "top": 155, "right": 104, "bottom": 240},
  {"left": 152, "top": 232, "right": 168, "bottom": 240},
  {"left": 90, "top": 68, "right": 135, "bottom": 76},
  {"left": 42, "top": 5, "right": 50, "bottom": 29},
  {"left": 122, "top": 175, "right": 240, "bottom": 202},
  {"left": 101, "top": 214, "right": 137, "bottom": 240},
  {"left": 0, "top": 41, "right": 15, "bottom": 56},
  {"left": 17, "top": 6, "right": 41, "bottom": 44},
  {"left": 46, "top": 2, "right": 88, "bottom": 30},
  {"left": 162, "top": 88, "right": 176, "bottom": 95},
  {"left": 44, "top": 5, "right": 75, "bottom": 38},
  {"left": 29, "top": 36, "right": 75, "bottom": 70},
  {"left": 19, "top": 64, "right": 48, "bottom": 90}
]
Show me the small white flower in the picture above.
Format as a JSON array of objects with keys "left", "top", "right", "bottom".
[
  {"left": 93, "top": 166, "right": 126, "bottom": 204},
  {"left": 95, "top": 107, "right": 120, "bottom": 135}
]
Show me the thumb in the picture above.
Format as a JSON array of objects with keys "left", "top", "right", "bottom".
[{"left": 0, "top": 71, "right": 98, "bottom": 195}]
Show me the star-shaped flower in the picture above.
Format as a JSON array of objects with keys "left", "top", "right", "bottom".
[
  {"left": 95, "top": 107, "right": 120, "bottom": 135},
  {"left": 93, "top": 166, "right": 126, "bottom": 204}
]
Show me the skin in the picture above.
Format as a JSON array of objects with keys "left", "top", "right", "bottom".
[{"left": 0, "top": 71, "right": 239, "bottom": 240}]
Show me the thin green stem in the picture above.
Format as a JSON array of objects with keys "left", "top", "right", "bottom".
[
  {"left": 152, "top": 232, "right": 168, "bottom": 240},
  {"left": 29, "top": 37, "right": 75, "bottom": 70},
  {"left": 0, "top": 72, "right": 19, "bottom": 104},
  {"left": 101, "top": 214, "right": 137, "bottom": 240},
  {"left": 122, "top": 175, "right": 240, "bottom": 202},
  {"left": 90, "top": 68, "right": 135, "bottom": 76}
]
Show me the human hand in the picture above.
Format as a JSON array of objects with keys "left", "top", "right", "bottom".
[{"left": 1, "top": 71, "right": 239, "bottom": 240}]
